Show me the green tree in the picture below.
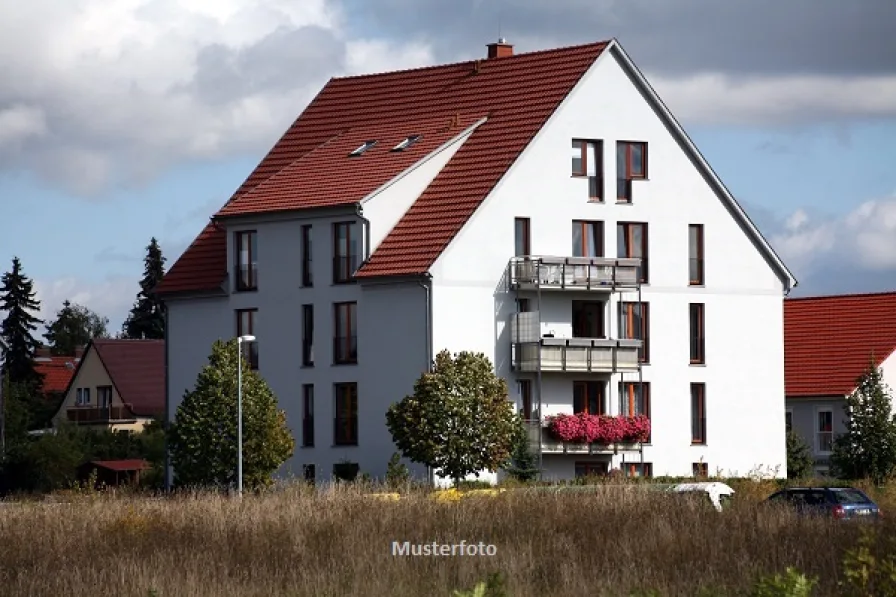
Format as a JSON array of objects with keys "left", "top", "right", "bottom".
[
  {"left": 0, "top": 257, "right": 43, "bottom": 388},
  {"left": 502, "top": 415, "right": 540, "bottom": 482},
  {"left": 386, "top": 349, "right": 516, "bottom": 484},
  {"left": 43, "top": 300, "right": 109, "bottom": 355},
  {"left": 831, "top": 362, "right": 896, "bottom": 484},
  {"left": 168, "top": 339, "right": 294, "bottom": 489},
  {"left": 121, "top": 237, "right": 166, "bottom": 340},
  {"left": 786, "top": 429, "right": 814, "bottom": 479}
]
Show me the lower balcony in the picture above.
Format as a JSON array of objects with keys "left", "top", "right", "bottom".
[
  {"left": 67, "top": 406, "right": 136, "bottom": 424},
  {"left": 523, "top": 419, "right": 643, "bottom": 454},
  {"left": 512, "top": 338, "right": 642, "bottom": 373}
]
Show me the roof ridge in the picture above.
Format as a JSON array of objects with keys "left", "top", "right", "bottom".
[{"left": 786, "top": 290, "right": 896, "bottom": 302}]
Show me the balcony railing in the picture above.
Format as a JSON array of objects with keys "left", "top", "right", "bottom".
[
  {"left": 523, "top": 419, "right": 642, "bottom": 454},
  {"left": 509, "top": 256, "right": 641, "bottom": 291},
  {"left": 67, "top": 405, "right": 136, "bottom": 424},
  {"left": 512, "top": 338, "right": 642, "bottom": 373}
]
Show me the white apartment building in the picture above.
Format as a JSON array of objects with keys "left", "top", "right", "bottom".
[{"left": 156, "top": 38, "right": 797, "bottom": 485}]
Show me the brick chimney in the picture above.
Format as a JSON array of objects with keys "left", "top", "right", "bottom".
[{"left": 486, "top": 38, "right": 513, "bottom": 59}]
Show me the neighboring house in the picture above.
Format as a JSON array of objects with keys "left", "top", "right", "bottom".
[
  {"left": 784, "top": 291, "right": 896, "bottom": 476},
  {"left": 33, "top": 347, "right": 83, "bottom": 401},
  {"left": 51, "top": 339, "right": 164, "bottom": 432},
  {"left": 155, "top": 38, "right": 796, "bottom": 485},
  {"left": 77, "top": 459, "right": 152, "bottom": 487}
]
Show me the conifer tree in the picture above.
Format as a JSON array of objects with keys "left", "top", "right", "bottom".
[
  {"left": 121, "top": 237, "right": 166, "bottom": 339},
  {"left": 0, "top": 257, "right": 43, "bottom": 388}
]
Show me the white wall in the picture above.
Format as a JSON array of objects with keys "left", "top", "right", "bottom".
[
  {"left": 881, "top": 350, "right": 896, "bottom": 396},
  {"left": 430, "top": 46, "right": 788, "bottom": 479}
]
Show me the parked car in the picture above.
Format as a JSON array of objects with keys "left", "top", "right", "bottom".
[
  {"left": 765, "top": 487, "right": 881, "bottom": 520},
  {"left": 667, "top": 482, "right": 735, "bottom": 512}
]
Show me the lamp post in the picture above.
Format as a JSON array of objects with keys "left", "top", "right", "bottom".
[{"left": 236, "top": 334, "right": 256, "bottom": 496}]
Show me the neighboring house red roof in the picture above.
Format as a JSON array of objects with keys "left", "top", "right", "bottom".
[
  {"left": 92, "top": 340, "right": 165, "bottom": 417},
  {"left": 33, "top": 356, "right": 80, "bottom": 394},
  {"left": 88, "top": 459, "right": 151, "bottom": 472},
  {"left": 156, "top": 40, "right": 609, "bottom": 294},
  {"left": 785, "top": 291, "right": 896, "bottom": 397}
]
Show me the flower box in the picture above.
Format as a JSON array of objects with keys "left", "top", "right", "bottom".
[{"left": 545, "top": 413, "right": 651, "bottom": 445}]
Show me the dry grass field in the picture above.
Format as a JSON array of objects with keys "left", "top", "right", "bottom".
[{"left": 0, "top": 479, "right": 893, "bottom": 597}]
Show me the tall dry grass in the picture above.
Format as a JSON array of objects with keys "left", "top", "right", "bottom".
[{"left": 0, "top": 482, "right": 888, "bottom": 597}]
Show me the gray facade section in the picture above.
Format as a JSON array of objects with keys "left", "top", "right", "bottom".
[{"left": 786, "top": 396, "right": 848, "bottom": 472}]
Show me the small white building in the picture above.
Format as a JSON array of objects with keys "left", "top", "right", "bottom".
[{"left": 156, "top": 38, "right": 796, "bottom": 486}]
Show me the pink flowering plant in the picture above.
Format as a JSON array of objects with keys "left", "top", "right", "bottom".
[{"left": 545, "top": 413, "right": 651, "bottom": 444}]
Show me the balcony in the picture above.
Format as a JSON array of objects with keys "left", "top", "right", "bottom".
[
  {"left": 512, "top": 338, "right": 641, "bottom": 373},
  {"left": 67, "top": 405, "right": 136, "bottom": 424},
  {"left": 523, "top": 420, "right": 642, "bottom": 455},
  {"left": 509, "top": 256, "right": 641, "bottom": 292}
]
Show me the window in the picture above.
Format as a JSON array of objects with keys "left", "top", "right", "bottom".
[
  {"left": 624, "top": 463, "right": 652, "bottom": 478},
  {"left": 616, "top": 141, "right": 647, "bottom": 202},
  {"left": 303, "top": 464, "right": 315, "bottom": 483},
  {"left": 689, "top": 224, "right": 704, "bottom": 285},
  {"left": 514, "top": 217, "right": 530, "bottom": 256},
  {"left": 97, "top": 386, "right": 112, "bottom": 408},
  {"left": 392, "top": 135, "right": 421, "bottom": 151},
  {"left": 301, "top": 225, "right": 313, "bottom": 287},
  {"left": 235, "top": 231, "right": 258, "bottom": 291},
  {"left": 334, "top": 383, "right": 358, "bottom": 446},
  {"left": 572, "top": 220, "right": 604, "bottom": 257},
  {"left": 302, "top": 385, "right": 314, "bottom": 447},
  {"left": 785, "top": 410, "right": 793, "bottom": 432},
  {"left": 349, "top": 140, "right": 377, "bottom": 156},
  {"left": 817, "top": 409, "right": 833, "bottom": 453},
  {"left": 619, "top": 382, "right": 650, "bottom": 418},
  {"left": 690, "top": 303, "right": 705, "bottom": 364},
  {"left": 617, "top": 222, "right": 648, "bottom": 282},
  {"left": 333, "top": 302, "right": 358, "bottom": 365},
  {"left": 516, "top": 298, "right": 531, "bottom": 313},
  {"left": 518, "top": 379, "right": 533, "bottom": 420},
  {"left": 693, "top": 462, "right": 709, "bottom": 478},
  {"left": 619, "top": 302, "right": 649, "bottom": 362},
  {"left": 571, "top": 139, "right": 603, "bottom": 201},
  {"left": 302, "top": 304, "right": 314, "bottom": 367},
  {"left": 572, "top": 301, "right": 604, "bottom": 338},
  {"left": 236, "top": 309, "right": 258, "bottom": 369},
  {"left": 76, "top": 387, "right": 91, "bottom": 406},
  {"left": 574, "top": 381, "right": 605, "bottom": 415},
  {"left": 333, "top": 222, "right": 359, "bottom": 284},
  {"left": 691, "top": 383, "right": 706, "bottom": 445},
  {"left": 575, "top": 462, "right": 608, "bottom": 478}
]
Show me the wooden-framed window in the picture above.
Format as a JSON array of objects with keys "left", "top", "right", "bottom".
[
  {"left": 625, "top": 463, "right": 652, "bottom": 478},
  {"left": 302, "top": 304, "right": 314, "bottom": 367},
  {"left": 518, "top": 379, "right": 533, "bottom": 420},
  {"left": 332, "top": 222, "right": 359, "bottom": 284},
  {"left": 619, "top": 302, "right": 649, "bottom": 363},
  {"left": 692, "top": 462, "right": 708, "bottom": 478},
  {"left": 301, "top": 224, "right": 313, "bottom": 287},
  {"left": 617, "top": 222, "right": 648, "bottom": 282},
  {"left": 571, "top": 139, "right": 604, "bottom": 201},
  {"left": 97, "top": 386, "right": 112, "bottom": 408},
  {"left": 616, "top": 141, "right": 647, "bottom": 203},
  {"left": 572, "top": 300, "right": 604, "bottom": 338},
  {"left": 689, "top": 224, "right": 704, "bottom": 285},
  {"left": 234, "top": 231, "right": 258, "bottom": 291},
  {"left": 691, "top": 383, "right": 706, "bottom": 445},
  {"left": 514, "top": 217, "right": 531, "bottom": 256},
  {"left": 574, "top": 381, "right": 605, "bottom": 415},
  {"left": 303, "top": 464, "right": 315, "bottom": 483},
  {"left": 236, "top": 309, "right": 258, "bottom": 369},
  {"left": 334, "top": 382, "right": 358, "bottom": 446},
  {"left": 619, "top": 381, "right": 651, "bottom": 443},
  {"left": 575, "top": 462, "right": 608, "bottom": 478},
  {"left": 76, "top": 387, "right": 91, "bottom": 406},
  {"left": 689, "top": 303, "right": 705, "bottom": 364},
  {"left": 572, "top": 220, "right": 604, "bottom": 257},
  {"left": 333, "top": 302, "right": 357, "bottom": 365},
  {"left": 302, "top": 384, "right": 314, "bottom": 447},
  {"left": 816, "top": 409, "right": 833, "bottom": 454}
]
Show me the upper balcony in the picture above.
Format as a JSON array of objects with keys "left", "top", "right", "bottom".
[{"left": 508, "top": 256, "right": 641, "bottom": 292}]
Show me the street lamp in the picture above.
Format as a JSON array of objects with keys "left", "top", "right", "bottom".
[{"left": 236, "top": 334, "right": 256, "bottom": 496}]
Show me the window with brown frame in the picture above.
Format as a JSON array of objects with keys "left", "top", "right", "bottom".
[
  {"left": 302, "top": 304, "right": 314, "bottom": 367},
  {"left": 689, "top": 224, "right": 704, "bottom": 285},
  {"left": 302, "top": 384, "right": 314, "bottom": 447},
  {"left": 234, "top": 231, "right": 258, "bottom": 291},
  {"left": 616, "top": 141, "right": 647, "bottom": 203},
  {"left": 236, "top": 309, "right": 258, "bottom": 369},
  {"left": 573, "top": 381, "right": 605, "bottom": 415},
  {"left": 572, "top": 220, "right": 604, "bottom": 257},
  {"left": 514, "top": 217, "right": 530, "bottom": 256},
  {"left": 575, "top": 462, "right": 609, "bottom": 478},
  {"left": 303, "top": 464, "right": 315, "bottom": 483},
  {"left": 97, "top": 385, "right": 113, "bottom": 408},
  {"left": 334, "top": 382, "right": 358, "bottom": 446},
  {"left": 619, "top": 381, "right": 651, "bottom": 442},
  {"left": 692, "top": 462, "right": 708, "bottom": 478},
  {"left": 617, "top": 222, "right": 648, "bottom": 282},
  {"left": 518, "top": 379, "right": 533, "bottom": 420},
  {"left": 301, "top": 224, "right": 313, "bottom": 287},
  {"left": 333, "top": 302, "right": 357, "bottom": 364},
  {"left": 625, "top": 463, "right": 653, "bottom": 478},
  {"left": 619, "top": 302, "right": 649, "bottom": 362},
  {"left": 571, "top": 139, "right": 604, "bottom": 201},
  {"left": 332, "top": 222, "right": 359, "bottom": 284},
  {"left": 690, "top": 303, "right": 705, "bottom": 364},
  {"left": 691, "top": 383, "right": 706, "bottom": 445}
]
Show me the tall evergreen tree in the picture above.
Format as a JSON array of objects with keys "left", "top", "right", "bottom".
[
  {"left": 0, "top": 257, "right": 43, "bottom": 388},
  {"left": 44, "top": 300, "right": 109, "bottom": 356},
  {"left": 121, "top": 237, "right": 167, "bottom": 340}
]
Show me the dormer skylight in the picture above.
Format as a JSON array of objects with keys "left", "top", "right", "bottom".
[
  {"left": 392, "top": 134, "right": 422, "bottom": 151},
  {"left": 349, "top": 140, "right": 377, "bottom": 156}
]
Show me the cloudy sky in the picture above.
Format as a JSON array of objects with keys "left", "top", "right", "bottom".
[{"left": 1, "top": 0, "right": 894, "bottom": 333}]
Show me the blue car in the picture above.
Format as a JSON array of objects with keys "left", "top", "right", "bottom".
[{"left": 765, "top": 486, "right": 882, "bottom": 520}]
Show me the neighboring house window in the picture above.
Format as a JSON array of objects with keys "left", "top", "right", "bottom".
[
  {"left": 571, "top": 139, "right": 604, "bottom": 201},
  {"left": 575, "top": 462, "right": 607, "bottom": 477},
  {"left": 689, "top": 224, "right": 704, "bottom": 285},
  {"left": 302, "top": 304, "right": 314, "bottom": 367},
  {"left": 785, "top": 410, "right": 793, "bottom": 432},
  {"left": 691, "top": 383, "right": 706, "bottom": 445},
  {"left": 334, "top": 383, "right": 358, "bottom": 446},
  {"left": 574, "top": 381, "right": 605, "bottom": 415},
  {"left": 616, "top": 141, "right": 647, "bottom": 202},
  {"left": 690, "top": 303, "right": 705, "bottom": 364},
  {"left": 76, "top": 387, "right": 91, "bottom": 406},
  {"left": 693, "top": 462, "right": 708, "bottom": 477},
  {"left": 235, "top": 231, "right": 258, "bottom": 291},
  {"left": 333, "top": 302, "right": 358, "bottom": 365},
  {"left": 236, "top": 309, "right": 258, "bottom": 369},
  {"left": 301, "top": 225, "right": 313, "bottom": 287},
  {"left": 302, "top": 384, "right": 314, "bottom": 447},
  {"left": 617, "top": 222, "right": 648, "bottom": 283},
  {"left": 619, "top": 302, "right": 650, "bottom": 363},
  {"left": 572, "top": 220, "right": 604, "bottom": 257},
  {"left": 625, "top": 463, "right": 652, "bottom": 478},
  {"left": 97, "top": 386, "right": 112, "bottom": 408},
  {"left": 572, "top": 300, "right": 604, "bottom": 338},
  {"left": 817, "top": 409, "right": 833, "bottom": 453},
  {"left": 333, "top": 222, "right": 359, "bottom": 284},
  {"left": 303, "top": 464, "right": 315, "bottom": 483},
  {"left": 514, "top": 217, "right": 531, "bottom": 256},
  {"left": 518, "top": 379, "right": 533, "bottom": 420}
]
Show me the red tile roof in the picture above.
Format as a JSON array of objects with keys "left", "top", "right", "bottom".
[
  {"left": 92, "top": 340, "right": 165, "bottom": 417},
  {"left": 156, "top": 41, "right": 609, "bottom": 293},
  {"left": 89, "top": 459, "right": 151, "bottom": 472},
  {"left": 33, "top": 356, "right": 80, "bottom": 395},
  {"left": 785, "top": 291, "right": 896, "bottom": 397}
]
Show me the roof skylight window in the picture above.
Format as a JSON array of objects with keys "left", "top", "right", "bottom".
[
  {"left": 392, "top": 134, "right": 422, "bottom": 151},
  {"left": 349, "top": 140, "right": 377, "bottom": 156}
]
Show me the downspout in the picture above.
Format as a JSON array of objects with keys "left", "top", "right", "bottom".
[
  {"left": 417, "top": 273, "right": 434, "bottom": 486},
  {"left": 355, "top": 204, "right": 371, "bottom": 263}
]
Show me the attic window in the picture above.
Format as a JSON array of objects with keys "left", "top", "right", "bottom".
[
  {"left": 349, "top": 140, "right": 377, "bottom": 156},
  {"left": 392, "top": 135, "right": 422, "bottom": 151}
]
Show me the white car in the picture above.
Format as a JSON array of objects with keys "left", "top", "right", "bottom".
[{"left": 668, "top": 482, "right": 735, "bottom": 512}]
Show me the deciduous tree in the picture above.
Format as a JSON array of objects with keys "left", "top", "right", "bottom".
[
  {"left": 0, "top": 257, "right": 43, "bottom": 388},
  {"left": 121, "top": 237, "right": 166, "bottom": 340},
  {"left": 44, "top": 300, "right": 109, "bottom": 355}
]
